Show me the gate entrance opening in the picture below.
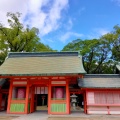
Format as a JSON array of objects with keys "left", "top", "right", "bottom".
[{"left": 34, "top": 87, "right": 48, "bottom": 111}]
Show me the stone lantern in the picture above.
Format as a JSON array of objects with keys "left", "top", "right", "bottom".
[
  {"left": 41, "top": 95, "right": 46, "bottom": 106},
  {"left": 70, "top": 94, "right": 78, "bottom": 110}
]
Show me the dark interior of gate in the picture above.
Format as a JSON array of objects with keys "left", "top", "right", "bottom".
[
  {"left": 0, "top": 79, "right": 9, "bottom": 111},
  {"left": 35, "top": 86, "right": 48, "bottom": 111}
]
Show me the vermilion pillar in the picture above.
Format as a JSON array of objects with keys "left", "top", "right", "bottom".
[
  {"left": 7, "top": 80, "right": 13, "bottom": 113},
  {"left": 48, "top": 80, "right": 51, "bottom": 114},
  {"left": 66, "top": 80, "right": 70, "bottom": 114},
  {"left": 25, "top": 80, "right": 30, "bottom": 114}
]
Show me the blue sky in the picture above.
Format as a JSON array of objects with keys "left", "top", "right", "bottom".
[{"left": 0, "top": 0, "right": 120, "bottom": 51}]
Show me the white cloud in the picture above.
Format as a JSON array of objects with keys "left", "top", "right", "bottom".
[
  {"left": 0, "top": 0, "right": 68, "bottom": 36},
  {"left": 86, "top": 28, "right": 110, "bottom": 39},
  {"left": 0, "top": 0, "right": 28, "bottom": 27},
  {"left": 97, "top": 29, "right": 109, "bottom": 35},
  {"left": 60, "top": 32, "right": 84, "bottom": 43},
  {"left": 65, "top": 18, "right": 73, "bottom": 30},
  {"left": 111, "top": 0, "right": 120, "bottom": 6}
]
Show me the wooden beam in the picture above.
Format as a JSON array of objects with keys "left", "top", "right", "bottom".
[
  {"left": 48, "top": 80, "right": 51, "bottom": 114},
  {"left": 66, "top": 79, "right": 70, "bottom": 114},
  {"left": 7, "top": 79, "right": 13, "bottom": 113},
  {"left": 84, "top": 91, "right": 87, "bottom": 114},
  {"left": 30, "top": 86, "right": 35, "bottom": 113},
  {"left": 25, "top": 80, "right": 30, "bottom": 114},
  {"left": 0, "top": 74, "right": 80, "bottom": 80}
]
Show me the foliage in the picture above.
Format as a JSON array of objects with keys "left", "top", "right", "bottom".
[
  {"left": 0, "top": 12, "right": 53, "bottom": 65},
  {"left": 62, "top": 24, "right": 120, "bottom": 74},
  {"left": 101, "top": 25, "right": 120, "bottom": 61},
  {"left": 62, "top": 39, "right": 112, "bottom": 73}
]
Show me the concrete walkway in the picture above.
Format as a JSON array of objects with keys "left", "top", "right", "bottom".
[
  {"left": 0, "top": 111, "right": 120, "bottom": 120},
  {"left": 0, "top": 111, "right": 85, "bottom": 120},
  {"left": 0, "top": 111, "right": 48, "bottom": 120}
]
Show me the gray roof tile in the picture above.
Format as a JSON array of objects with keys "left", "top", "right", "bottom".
[
  {"left": 78, "top": 74, "right": 120, "bottom": 88},
  {"left": 0, "top": 52, "right": 86, "bottom": 76}
]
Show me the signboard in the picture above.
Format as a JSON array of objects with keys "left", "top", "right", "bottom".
[{"left": 51, "top": 81, "right": 66, "bottom": 84}]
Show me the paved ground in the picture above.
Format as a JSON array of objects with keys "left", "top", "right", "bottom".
[
  {"left": 48, "top": 116, "right": 120, "bottom": 120},
  {"left": 0, "top": 111, "right": 48, "bottom": 120},
  {"left": 0, "top": 111, "right": 120, "bottom": 120},
  {"left": 0, "top": 116, "right": 18, "bottom": 120}
]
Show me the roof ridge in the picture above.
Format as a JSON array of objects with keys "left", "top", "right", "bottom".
[{"left": 8, "top": 52, "right": 79, "bottom": 58}]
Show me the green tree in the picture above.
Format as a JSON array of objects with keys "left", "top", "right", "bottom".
[
  {"left": 62, "top": 39, "right": 112, "bottom": 74},
  {"left": 0, "top": 12, "right": 53, "bottom": 65},
  {"left": 62, "top": 25, "right": 120, "bottom": 74},
  {"left": 101, "top": 25, "right": 120, "bottom": 61}
]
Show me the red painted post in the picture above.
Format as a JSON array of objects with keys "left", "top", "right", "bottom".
[
  {"left": 48, "top": 80, "right": 51, "bottom": 114},
  {"left": 25, "top": 80, "right": 30, "bottom": 114},
  {"left": 31, "top": 86, "right": 35, "bottom": 113},
  {"left": 7, "top": 79, "right": 13, "bottom": 113},
  {"left": 66, "top": 80, "right": 70, "bottom": 114},
  {"left": 85, "top": 90, "right": 88, "bottom": 114}
]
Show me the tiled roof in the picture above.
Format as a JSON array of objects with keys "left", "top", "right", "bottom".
[
  {"left": 0, "top": 52, "right": 86, "bottom": 76},
  {"left": 8, "top": 52, "right": 78, "bottom": 57},
  {"left": 78, "top": 74, "right": 120, "bottom": 88}
]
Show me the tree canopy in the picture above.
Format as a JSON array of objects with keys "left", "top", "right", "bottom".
[
  {"left": 0, "top": 12, "right": 53, "bottom": 65},
  {"left": 101, "top": 25, "right": 120, "bottom": 61},
  {"left": 62, "top": 25, "right": 120, "bottom": 74}
]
